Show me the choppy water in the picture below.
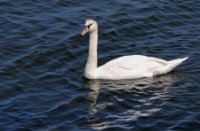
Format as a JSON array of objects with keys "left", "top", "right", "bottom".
[{"left": 0, "top": 0, "right": 200, "bottom": 130}]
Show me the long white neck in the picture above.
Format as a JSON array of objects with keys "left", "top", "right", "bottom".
[{"left": 85, "top": 30, "right": 98, "bottom": 73}]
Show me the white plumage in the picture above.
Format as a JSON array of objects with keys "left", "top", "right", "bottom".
[{"left": 80, "top": 19, "right": 188, "bottom": 80}]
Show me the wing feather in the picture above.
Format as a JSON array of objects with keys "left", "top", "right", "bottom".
[{"left": 147, "top": 57, "right": 168, "bottom": 66}]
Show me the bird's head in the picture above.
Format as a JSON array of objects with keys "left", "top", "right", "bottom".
[{"left": 80, "top": 19, "right": 98, "bottom": 36}]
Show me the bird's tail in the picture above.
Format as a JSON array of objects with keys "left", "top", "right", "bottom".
[{"left": 167, "top": 57, "right": 189, "bottom": 72}]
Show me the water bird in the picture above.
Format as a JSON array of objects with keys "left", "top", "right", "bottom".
[{"left": 80, "top": 19, "right": 188, "bottom": 80}]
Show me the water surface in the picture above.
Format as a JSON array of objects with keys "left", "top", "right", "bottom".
[{"left": 0, "top": 0, "right": 200, "bottom": 130}]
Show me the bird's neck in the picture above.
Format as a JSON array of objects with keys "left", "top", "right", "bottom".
[{"left": 85, "top": 30, "right": 98, "bottom": 74}]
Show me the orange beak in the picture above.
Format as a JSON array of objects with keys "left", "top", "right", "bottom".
[{"left": 80, "top": 26, "right": 89, "bottom": 36}]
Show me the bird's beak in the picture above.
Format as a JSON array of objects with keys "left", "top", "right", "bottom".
[{"left": 80, "top": 26, "right": 89, "bottom": 36}]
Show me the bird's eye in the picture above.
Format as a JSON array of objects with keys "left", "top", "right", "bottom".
[{"left": 87, "top": 23, "right": 93, "bottom": 29}]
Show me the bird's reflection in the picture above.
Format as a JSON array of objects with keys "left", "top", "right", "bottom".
[{"left": 84, "top": 73, "right": 182, "bottom": 115}]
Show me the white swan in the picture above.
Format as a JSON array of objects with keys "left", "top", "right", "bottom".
[{"left": 80, "top": 19, "right": 188, "bottom": 80}]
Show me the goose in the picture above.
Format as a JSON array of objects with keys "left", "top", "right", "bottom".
[{"left": 80, "top": 19, "right": 188, "bottom": 80}]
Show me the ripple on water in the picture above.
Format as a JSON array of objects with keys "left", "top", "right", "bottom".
[{"left": 0, "top": 0, "right": 200, "bottom": 130}]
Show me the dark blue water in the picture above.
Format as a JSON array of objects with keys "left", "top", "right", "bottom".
[{"left": 0, "top": 0, "right": 200, "bottom": 130}]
